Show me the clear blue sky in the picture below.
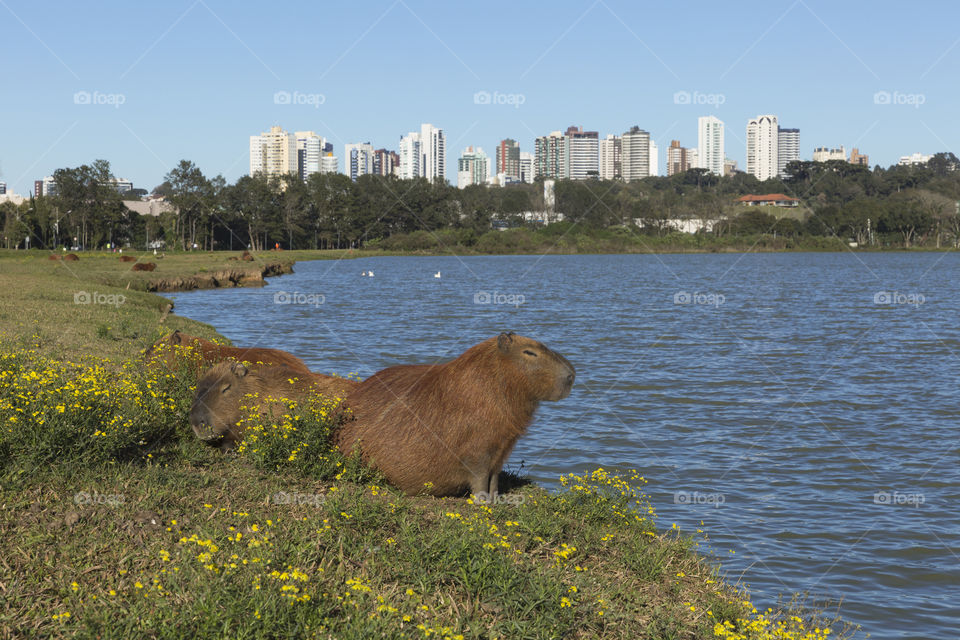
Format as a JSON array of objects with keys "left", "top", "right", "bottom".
[{"left": 1, "top": 0, "right": 956, "bottom": 194}]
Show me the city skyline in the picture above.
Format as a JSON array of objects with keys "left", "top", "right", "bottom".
[{"left": 1, "top": 2, "right": 956, "bottom": 195}]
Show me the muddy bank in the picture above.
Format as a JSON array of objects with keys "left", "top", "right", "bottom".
[{"left": 145, "top": 262, "right": 293, "bottom": 292}]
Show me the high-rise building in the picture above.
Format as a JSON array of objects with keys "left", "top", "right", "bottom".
[
  {"left": 295, "top": 131, "right": 324, "bottom": 182},
  {"left": 373, "top": 149, "right": 400, "bottom": 176},
  {"left": 599, "top": 134, "right": 621, "bottom": 180},
  {"left": 813, "top": 146, "right": 846, "bottom": 162},
  {"left": 724, "top": 158, "right": 739, "bottom": 176},
  {"left": 898, "top": 152, "right": 932, "bottom": 166},
  {"left": 534, "top": 131, "right": 566, "bottom": 179},
  {"left": 420, "top": 123, "right": 446, "bottom": 182},
  {"left": 850, "top": 148, "right": 870, "bottom": 167},
  {"left": 649, "top": 140, "right": 659, "bottom": 177},
  {"left": 320, "top": 153, "right": 338, "bottom": 174},
  {"left": 398, "top": 132, "right": 421, "bottom": 179},
  {"left": 457, "top": 146, "right": 490, "bottom": 189},
  {"left": 0, "top": 181, "right": 6, "bottom": 195},
  {"left": 519, "top": 152, "right": 535, "bottom": 184},
  {"left": 565, "top": 126, "right": 599, "bottom": 180},
  {"left": 344, "top": 142, "right": 375, "bottom": 181},
  {"left": 746, "top": 115, "right": 779, "bottom": 181},
  {"left": 621, "top": 126, "right": 651, "bottom": 182},
  {"left": 35, "top": 176, "right": 57, "bottom": 197},
  {"left": 697, "top": 116, "right": 725, "bottom": 176},
  {"left": 496, "top": 139, "right": 521, "bottom": 180},
  {"left": 250, "top": 125, "right": 297, "bottom": 178},
  {"left": 777, "top": 127, "right": 800, "bottom": 177},
  {"left": 666, "top": 140, "right": 694, "bottom": 176}
]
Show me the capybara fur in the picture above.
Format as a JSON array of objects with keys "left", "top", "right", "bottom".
[
  {"left": 131, "top": 262, "right": 156, "bottom": 271},
  {"left": 337, "top": 332, "right": 575, "bottom": 500},
  {"left": 63, "top": 253, "right": 80, "bottom": 261},
  {"left": 190, "top": 361, "right": 358, "bottom": 448},
  {"left": 48, "top": 254, "right": 60, "bottom": 261},
  {"left": 119, "top": 255, "right": 137, "bottom": 262},
  {"left": 145, "top": 329, "right": 311, "bottom": 374},
  {"left": 241, "top": 251, "right": 254, "bottom": 262}
]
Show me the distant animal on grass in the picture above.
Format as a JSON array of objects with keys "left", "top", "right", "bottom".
[
  {"left": 119, "top": 256, "right": 137, "bottom": 262},
  {"left": 48, "top": 254, "right": 60, "bottom": 261},
  {"left": 145, "top": 329, "right": 311, "bottom": 374},
  {"left": 190, "top": 361, "right": 358, "bottom": 448},
  {"left": 337, "top": 332, "right": 575, "bottom": 500},
  {"left": 241, "top": 251, "right": 254, "bottom": 262},
  {"left": 131, "top": 262, "right": 156, "bottom": 271},
  {"left": 63, "top": 254, "right": 80, "bottom": 262}
]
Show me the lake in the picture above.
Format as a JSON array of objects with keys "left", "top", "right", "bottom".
[{"left": 170, "top": 252, "right": 960, "bottom": 639}]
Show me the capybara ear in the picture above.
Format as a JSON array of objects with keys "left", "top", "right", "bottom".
[
  {"left": 230, "top": 362, "right": 248, "bottom": 378},
  {"left": 497, "top": 332, "right": 514, "bottom": 352},
  {"left": 170, "top": 329, "right": 182, "bottom": 345}
]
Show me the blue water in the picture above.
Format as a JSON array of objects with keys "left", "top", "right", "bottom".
[{"left": 170, "top": 252, "right": 960, "bottom": 639}]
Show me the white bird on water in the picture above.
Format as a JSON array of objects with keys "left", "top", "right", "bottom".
[
  {"left": 434, "top": 271, "right": 441, "bottom": 278},
  {"left": 368, "top": 270, "right": 374, "bottom": 277},
  {"left": 361, "top": 271, "right": 367, "bottom": 277}
]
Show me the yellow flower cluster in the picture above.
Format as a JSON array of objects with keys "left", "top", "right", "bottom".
[{"left": 712, "top": 609, "right": 832, "bottom": 640}]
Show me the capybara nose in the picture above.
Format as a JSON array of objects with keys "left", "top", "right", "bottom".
[{"left": 566, "top": 373, "right": 574, "bottom": 385}]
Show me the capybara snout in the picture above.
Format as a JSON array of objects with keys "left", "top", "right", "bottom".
[{"left": 498, "top": 332, "right": 575, "bottom": 402}]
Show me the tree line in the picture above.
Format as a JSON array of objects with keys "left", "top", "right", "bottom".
[{"left": 2, "top": 153, "right": 958, "bottom": 251}]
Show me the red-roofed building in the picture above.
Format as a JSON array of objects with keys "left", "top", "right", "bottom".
[{"left": 736, "top": 194, "right": 800, "bottom": 208}]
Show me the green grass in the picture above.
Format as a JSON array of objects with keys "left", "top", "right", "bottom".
[{"left": 0, "top": 250, "right": 857, "bottom": 639}]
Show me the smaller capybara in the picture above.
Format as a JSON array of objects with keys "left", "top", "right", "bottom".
[
  {"left": 119, "top": 256, "right": 137, "bottom": 262},
  {"left": 190, "top": 361, "right": 358, "bottom": 448},
  {"left": 241, "top": 251, "right": 254, "bottom": 262},
  {"left": 145, "top": 329, "right": 311, "bottom": 374},
  {"left": 63, "top": 254, "right": 80, "bottom": 262},
  {"left": 48, "top": 254, "right": 60, "bottom": 261},
  {"left": 131, "top": 262, "right": 156, "bottom": 271},
  {"left": 337, "top": 332, "right": 575, "bottom": 501}
]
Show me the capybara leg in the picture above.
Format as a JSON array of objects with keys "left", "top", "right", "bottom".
[
  {"left": 469, "top": 473, "right": 492, "bottom": 503},
  {"left": 487, "top": 472, "right": 499, "bottom": 502}
]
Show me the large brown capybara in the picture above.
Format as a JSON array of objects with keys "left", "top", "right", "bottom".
[
  {"left": 119, "top": 255, "right": 137, "bottom": 262},
  {"left": 48, "top": 254, "right": 60, "bottom": 261},
  {"left": 145, "top": 329, "right": 311, "bottom": 374},
  {"left": 131, "top": 262, "right": 156, "bottom": 271},
  {"left": 337, "top": 332, "right": 575, "bottom": 501},
  {"left": 190, "top": 361, "right": 358, "bottom": 448},
  {"left": 63, "top": 253, "right": 80, "bottom": 262}
]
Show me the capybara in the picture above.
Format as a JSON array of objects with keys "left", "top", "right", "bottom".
[
  {"left": 48, "top": 254, "right": 60, "bottom": 261},
  {"left": 337, "top": 332, "right": 575, "bottom": 500},
  {"left": 241, "top": 251, "right": 254, "bottom": 262},
  {"left": 145, "top": 329, "right": 311, "bottom": 374},
  {"left": 119, "top": 255, "right": 137, "bottom": 262},
  {"left": 190, "top": 361, "right": 358, "bottom": 448},
  {"left": 131, "top": 262, "right": 156, "bottom": 271},
  {"left": 63, "top": 254, "right": 80, "bottom": 262}
]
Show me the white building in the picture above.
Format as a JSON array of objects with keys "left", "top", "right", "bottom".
[
  {"left": 812, "top": 146, "right": 847, "bottom": 163},
  {"left": 898, "top": 152, "right": 933, "bottom": 166},
  {"left": 456, "top": 146, "right": 489, "bottom": 188},
  {"left": 398, "top": 131, "right": 421, "bottom": 180},
  {"left": 519, "top": 151, "right": 535, "bottom": 184},
  {"left": 296, "top": 131, "right": 324, "bottom": 182},
  {"left": 697, "top": 116, "right": 725, "bottom": 176},
  {"left": 649, "top": 140, "right": 659, "bottom": 177},
  {"left": 419, "top": 123, "right": 446, "bottom": 182},
  {"left": 344, "top": 142, "right": 375, "bottom": 181},
  {"left": 746, "top": 115, "right": 779, "bottom": 181},
  {"left": 777, "top": 128, "right": 800, "bottom": 177},
  {"left": 621, "top": 126, "right": 651, "bottom": 182},
  {"left": 250, "top": 125, "right": 297, "bottom": 178},
  {"left": 566, "top": 126, "right": 599, "bottom": 180},
  {"left": 320, "top": 153, "right": 339, "bottom": 174},
  {"left": 598, "top": 134, "right": 621, "bottom": 180}
]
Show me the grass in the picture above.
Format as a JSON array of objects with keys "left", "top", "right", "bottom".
[{"left": 0, "top": 250, "right": 857, "bottom": 639}]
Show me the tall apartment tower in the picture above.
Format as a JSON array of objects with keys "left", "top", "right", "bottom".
[
  {"left": 777, "top": 127, "right": 800, "bottom": 178},
  {"left": 649, "top": 140, "right": 659, "bottom": 177},
  {"left": 419, "top": 123, "right": 446, "bottom": 182},
  {"left": 565, "top": 126, "right": 599, "bottom": 180},
  {"left": 666, "top": 140, "right": 693, "bottom": 176},
  {"left": 250, "top": 125, "right": 297, "bottom": 178},
  {"left": 344, "top": 142, "right": 375, "bottom": 181},
  {"left": 598, "top": 134, "right": 621, "bottom": 180},
  {"left": 519, "top": 151, "right": 535, "bottom": 183},
  {"left": 534, "top": 131, "right": 566, "bottom": 179},
  {"left": 373, "top": 149, "right": 400, "bottom": 176},
  {"left": 746, "top": 115, "right": 779, "bottom": 181},
  {"left": 398, "top": 132, "right": 421, "bottom": 179},
  {"left": 457, "top": 146, "right": 490, "bottom": 188},
  {"left": 697, "top": 116, "right": 725, "bottom": 176},
  {"left": 496, "top": 139, "right": 521, "bottom": 180},
  {"left": 620, "top": 126, "right": 651, "bottom": 182},
  {"left": 295, "top": 131, "right": 324, "bottom": 182},
  {"left": 849, "top": 148, "right": 870, "bottom": 167}
]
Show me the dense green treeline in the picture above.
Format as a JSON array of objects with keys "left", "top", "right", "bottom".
[{"left": 2, "top": 153, "right": 958, "bottom": 252}]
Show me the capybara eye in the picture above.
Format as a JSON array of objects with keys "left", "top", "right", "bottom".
[
  {"left": 220, "top": 384, "right": 231, "bottom": 394},
  {"left": 523, "top": 350, "right": 538, "bottom": 357}
]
